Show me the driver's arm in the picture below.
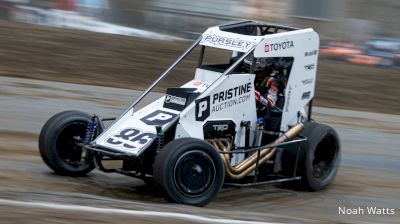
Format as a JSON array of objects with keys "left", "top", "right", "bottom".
[{"left": 255, "top": 79, "right": 278, "bottom": 108}]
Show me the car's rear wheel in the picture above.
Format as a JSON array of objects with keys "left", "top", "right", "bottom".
[
  {"left": 39, "top": 111, "right": 98, "bottom": 176},
  {"left": 299, "top": 122, "right": 341, "bottom": 190},
  {"left": 153, "top": 138, "right": 224, "bottom": 206}
]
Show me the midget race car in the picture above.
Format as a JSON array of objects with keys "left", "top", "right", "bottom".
[{"left": 39, "top": 21, "right": 341, "bottom": 206}]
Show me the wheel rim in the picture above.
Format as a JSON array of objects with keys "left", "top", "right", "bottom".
[
  {"left": 55, "top": 121, "right": 88, "bottom": 167},
  {"left": 312, "top": 134, "right": 339, "bottom": 179},
  {"left": 174, "top": 150, "right": 216, "bottom": 197}
]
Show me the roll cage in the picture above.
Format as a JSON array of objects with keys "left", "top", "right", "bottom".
[
  {"left": 88, "top": 20, "right": 319, "bottom": 159},
  {"left": 121, "top": 20, "right": 300, "bottom": 118}
]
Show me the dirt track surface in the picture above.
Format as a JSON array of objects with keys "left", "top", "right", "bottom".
[
  {"left": 0, "top": 21, "right": 399, "bottom": 115},
  {"left": 1, "top": 76, "right": 399, "bottom": 223}
]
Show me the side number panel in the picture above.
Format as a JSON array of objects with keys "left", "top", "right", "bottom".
[{"left": 105, "top": 128, "right": 156, "bottom": 151}]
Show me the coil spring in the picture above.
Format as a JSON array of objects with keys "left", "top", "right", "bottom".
[{"left": 84, "top": 121, "right": 96, "bottom": 145}]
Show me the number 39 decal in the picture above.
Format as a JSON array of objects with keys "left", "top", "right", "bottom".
[{"left": 105, "top": 128, "right": 156, "bottom": 151}]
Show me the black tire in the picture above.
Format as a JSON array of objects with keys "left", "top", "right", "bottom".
[
  {"left": 299, "top": 122, "right": 341, "bottom": 191},
  {"left": 153, "top": 138, "right": 224, "bottom": 206},
  {"left": 39, "top": 110, "right": 96, "bottom": 176}
]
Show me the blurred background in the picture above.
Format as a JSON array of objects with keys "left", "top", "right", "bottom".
[
  {"left": 0, "top": 0, "right": 399, "bottom": 114},
  {"left": 2, "top": 0, "right": 400, "bottom": 40}
]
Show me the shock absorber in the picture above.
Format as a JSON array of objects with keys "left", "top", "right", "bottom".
[
  {"left": 81, "top": 115, "right": 96, "bottom": 164},
  {"left": 254, "top": 117, "right": 264, "bottom": 147},
  {"left": 83, "top": 116, "right": 97, "bottom": 145}
]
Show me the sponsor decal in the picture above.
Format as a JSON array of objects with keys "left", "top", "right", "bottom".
[
  {"left": 140, "top": 110, "right": 177, "bottom": 126},
  {"left": 163, "top": 87, "right": 198, "bottom": 111},
  {"left": 305, "top": 49, "right": 318, "bottom": 57},
  {"left": 212, "top": 124, "right": 229, "bottom": 131},
  {"left": 195, "top": 96, "right": 210, "bottom": 121},
  {"left": 165, "top": 94, "right": 186, "bottom": 106},
  {"left": 201, "top": 34, "right": 255, "bottom": 51},
  {"left": 302, "top": 91, "right": 311, "bottom": 100},
  {"left": 105, "top": 128, "right": 156, "bottom": 151},
  {"left": 211, "top": 82, "right": 252, "bottom": 113},
  {"left": 302, "top": 78, "right": 314, "bottom": 85},
  {"left": 264, "top": 43, "right": 270, "bottom": 52},
  {"left": 285, "top": 85, "right": 292, "bottom": 112},
  {"left": 264, "top": 40, "right": 294, "bottom": 53},
  {"left": 304, "top": 64, "right": 315, "bottom": 71},
  {"left": 203, "top": 120, "right": 236, "bottom": 140},
  {"left": 192, "top": 81, "right": 209, "bottom": 88},
  {"left": 192, "top": 81, "right": 203, "bottom": 86},
  {"left": 196, "top": 82, "right": 252, "bottom": 121}
]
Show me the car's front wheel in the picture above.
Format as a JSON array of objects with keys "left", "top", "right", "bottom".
[
  {"left": 153, "top": 138, "right": 225, "bottom": 206},
  {"left": 39, "top": 111, "right": 98, "bottom": 176}
]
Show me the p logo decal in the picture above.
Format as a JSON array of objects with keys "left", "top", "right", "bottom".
[
  {"left": 195, "top": 96, "right": 210, "bottom": 121},
  {"left": 141, "top": 110, "right": 177, "bottom": 126}
]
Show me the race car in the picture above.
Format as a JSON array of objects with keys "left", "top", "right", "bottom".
[
  {"left": 319, "top": 41, "right": 362, "bottom": 60},
  {"left": 345, "top": 50, "right": 395, "bottom": 67},
  {"left": 39, "top": 21, "right": 341, "bottom": 206},
  {"left": 345, "top": 38, "right": 400, "bottom": 67}
]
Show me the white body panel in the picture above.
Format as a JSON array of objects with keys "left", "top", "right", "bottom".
[
  {"left": 94, "top": 80, "right": 209, "bottom": 156},
  {"left": 94, "top": 97, "right": 176, "bottom": 156},
  {"left": 253, "top": 29, "right": 319, "bottom": 130},
  {"left": 178, "top": 74, "right": 257, "bottom": 147},
  {"left": 194, "top": 68, "right": 222, "bottom": 83}
]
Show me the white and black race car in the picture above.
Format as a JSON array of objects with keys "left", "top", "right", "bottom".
[{"left": 39, "top": 21, "right": 341, "bottom": 206}]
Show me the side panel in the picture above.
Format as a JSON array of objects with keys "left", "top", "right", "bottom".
[
  {"left": 194, "top": 68, "right": 222, "bottom": 84},
  {"left": 94, "top": 97, "right": 178, "bottom": 156},
  {"left": 177, "top": 74, "right": 257, "bottom": 147},
  {"left": 93, "top": 80, "right": 209, "bottom": 156},
  {"left": 254, "top": 29, "right": 320, "bottom": 131}
]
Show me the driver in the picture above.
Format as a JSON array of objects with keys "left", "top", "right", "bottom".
[{"left": 243, "top": 55, "right": 279, "bottom": 116}]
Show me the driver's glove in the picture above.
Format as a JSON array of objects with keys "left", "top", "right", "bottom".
[{"left": 255, "top": 90, "right": 271, "bottom": 107}]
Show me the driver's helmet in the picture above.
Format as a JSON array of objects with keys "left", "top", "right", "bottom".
[{"left": 244, "top": 54, "right": 273, "bottom": 72}]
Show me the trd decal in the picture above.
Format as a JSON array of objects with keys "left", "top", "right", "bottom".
[{"left": 203, "top": 120, "right": 236, "bottom": 140}]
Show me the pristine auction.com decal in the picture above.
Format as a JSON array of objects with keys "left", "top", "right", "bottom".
[
  {"left": 196, "top": 82, "right": 252, "bottom": 121},
  {"left": 201, "top": 35, "right": 255, "bottom": 51}
]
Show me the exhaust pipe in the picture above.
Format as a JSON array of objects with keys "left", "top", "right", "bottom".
[{"left": 210, "top": 123, "right": 304, "bottom": 180}]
